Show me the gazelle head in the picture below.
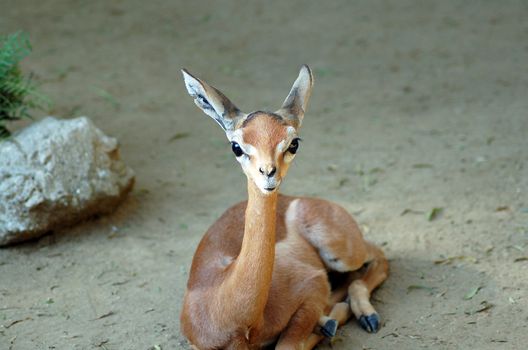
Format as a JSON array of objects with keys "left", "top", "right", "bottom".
[{"left": 182, "top": 65, "right": 313, "bottom": 195}]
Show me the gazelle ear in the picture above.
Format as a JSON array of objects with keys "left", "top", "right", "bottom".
[
  {"left": 181, "top": 69, "right": 246, "bottom": 132},
  {"left": 276, "top": 65, "right": 314, "bottom": 128}
]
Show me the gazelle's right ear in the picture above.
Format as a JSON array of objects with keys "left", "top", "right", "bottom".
[{"left": 181, "top": 69, "right": 246, "bottom": 132}]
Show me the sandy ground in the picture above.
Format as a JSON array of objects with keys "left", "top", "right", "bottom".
[{"left": 1, "top": 1, "right": 528, "bottom": 349}]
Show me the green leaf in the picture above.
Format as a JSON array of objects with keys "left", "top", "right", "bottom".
[
  {"left": 463, "top": 286, "right": 482, "bottom": 300},
  {"left": 413, "top": 163, "right": 434, "bottom": 169},
  {"left": 401, "top": 208, "right": 423, "bottom": 216},
  {"left": 0, "top": 31, "right": 50, "bottom": 136},
  {"left": 428, "top": 207, "right": 444, "bottom": 221},
  {"left": 407, "top": 285, "right": 436, "bottom": 293},
  {"left": 91, "top": 86, "right": 120, "bottom": 110},
  {"left": 169, "top": 132, "right": 190, "bottom": 142},
  {"left": 0, "top": 32, "right": 31, "bottom": 77}
]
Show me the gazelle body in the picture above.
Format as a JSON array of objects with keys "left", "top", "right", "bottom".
[{"left": 180, "top": 66, "right": 388, "bottom": 349}]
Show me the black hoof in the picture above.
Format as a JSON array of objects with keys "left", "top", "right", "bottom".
[
  {"left": 320, "top": 318, "right": 338, "bottom": 338},
  {"left": 358, "top": 313, "right": 380, "bottom": 333}
]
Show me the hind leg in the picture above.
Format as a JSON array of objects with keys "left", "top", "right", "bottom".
[
  {"left": 316, "top": 284, "right": 355, "bottom": 338},
  {"left": 308, "top": 243, "right": 388, "bottom": 341},
  {"left": 277, "top": 302, "right": 351, "bottom": 350},
  {"left": 305, "top": 302, "right": 353, "bottom": 349},
  {"left": 312, "top": 242, "right": 388, "bottom": 336},
  {"left": 300, "top": 245, "right": 387, "bottom": 349},
  {"left": 275, "top": 273, "right": 332, "bottom": 350},
  {"left": 348, "top": 241, "right": 388, "bottom": 333},
  {"left": 304, "top": 246, "right": 388, "bottom": 349},
  {"left": 275, "top": 300, "right": 325, "bottom": 350},
  {"left": 317, "top": 316, "right": 338, "bottom": 338}
]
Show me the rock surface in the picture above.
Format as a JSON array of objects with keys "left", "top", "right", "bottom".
[{"left": 0, "top": 117, "right": 135, "bottom": 245}]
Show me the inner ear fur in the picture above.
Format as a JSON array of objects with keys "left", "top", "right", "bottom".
[
  {"left": 181, "top": 69, "right": 246, "bottom": 131},
  {"left": 276, "top": 65, "right": 314, "bottom": 128}
]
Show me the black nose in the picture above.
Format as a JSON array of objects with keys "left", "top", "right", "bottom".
[{"left": 259, "top": 167, "right": 277, "bottom": 177}]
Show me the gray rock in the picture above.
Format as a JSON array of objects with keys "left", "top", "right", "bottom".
[{"left": 0, "top": 117, "right": 135, "bottom": 245}]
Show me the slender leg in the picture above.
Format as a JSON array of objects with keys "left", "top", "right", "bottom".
[
  {"left": 316, "top": 279, "right": 356, "bottom": 338},
  {"left": 303, "top": 243, "right": 388, "bottom": 348},
  {"left": 317, "top": 316, "right": 338, "bottom": 338},
  {"left": 275, "top": 301, "right": 324, "bottom": 350},
  {"left": 304, "top": 302, "right": 352, "bottom": 349},
  {"left": 348, "top": 242, "right": 388, "bottom": 333}
]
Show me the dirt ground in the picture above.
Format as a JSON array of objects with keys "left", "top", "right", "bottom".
[{"left": 1, "top": 1, "right": 527, "bottom": 349}]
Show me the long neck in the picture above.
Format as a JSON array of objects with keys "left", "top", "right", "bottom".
[{"left": 220, "top": 180, "right": 278, "bottom": 326}]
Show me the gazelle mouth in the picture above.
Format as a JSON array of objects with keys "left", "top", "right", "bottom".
[{"left": 264, "top": 187, "right": 276, "bottom": 192}]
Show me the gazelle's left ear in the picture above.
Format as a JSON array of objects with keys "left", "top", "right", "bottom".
[
  {"left": 182, "top": 69, "right": 247, "bottom": 132},
  {"left": 276, "top": 65, "right": 314, "bottom": 128}
]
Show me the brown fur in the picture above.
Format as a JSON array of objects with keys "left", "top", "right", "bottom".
[
  {"left": 180, "top": 67, "right": 389, "bottom": 349},
  {"left": 242, "top": 114, "right": 290, "bottom": 180},
  {"left": 180, "top": 117, "right": 388, "bottom": 350}
]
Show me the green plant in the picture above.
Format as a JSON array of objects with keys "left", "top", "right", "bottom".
[{"left": 0, "top": 31, "right": 49, "bottom": 138}]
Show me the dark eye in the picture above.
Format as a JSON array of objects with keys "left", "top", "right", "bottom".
[
  {"left": 288, "top": 138, "right": 300, "bottom": 154},
  {"left": 231, "top": 142, "right": 244, "bottom": 157}
]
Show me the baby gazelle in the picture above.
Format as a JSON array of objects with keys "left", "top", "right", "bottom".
[{"left": 180, "top": 65, "right": 388, "bottom": 349}]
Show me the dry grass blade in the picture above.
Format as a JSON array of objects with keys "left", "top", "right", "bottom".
[
  {"left": 4, "top": 317, "right": 32, "bottom": 329},
  {"left": 514, "top": 257, "right": 528, "bottom": 262},
  {"left": 465, "top": 301, "right": 495, "bottom": 315},
  {"left": 92, "top": 311, "right": 115, "bottom": 320},
  {"left": 434, "top": 255, "right": 478, "bottom": 265}
]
